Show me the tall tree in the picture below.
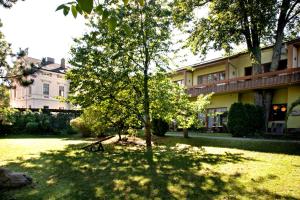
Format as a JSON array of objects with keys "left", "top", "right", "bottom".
[
  {"left": 270, "top": 0, "right": 300, "bottom": 71},
  {"left": 67, "top": 0, "right": 172, "bottom": 148},
  {"left": 173, "top": 0, "right": 300, "bottom": 73}
]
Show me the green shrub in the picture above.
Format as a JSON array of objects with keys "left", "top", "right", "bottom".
[
  {"left": 25, "top": 122, "right": 39, "bottom": 133},
  {"left": 152, "top": 118, "right": 169, "bottom": 137},
  {"left": 228, "top": 103, "right": 265, "bottom": 137},
  {"left": 70, "top": 117, "right": 91, "bottom": 137}
]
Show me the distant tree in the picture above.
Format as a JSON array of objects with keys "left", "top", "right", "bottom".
[
  {"left": 0, "top": 0, "right": 39, "bottom": 87},
  {"left": 0, "top": 84, "right": 9, "bottom": 107},
  {"left": 175, "top": 93, "right": 213, "bottom": 138}
]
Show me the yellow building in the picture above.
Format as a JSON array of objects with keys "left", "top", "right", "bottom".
[{"left": 172, "top": 39, "right": 300, "bottom": 134}]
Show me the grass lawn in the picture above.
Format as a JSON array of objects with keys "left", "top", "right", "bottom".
[{"left": 1, "top": 135, "right": 300, "bottom": 200}]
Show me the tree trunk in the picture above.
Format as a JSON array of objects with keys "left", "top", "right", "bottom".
[
  {"left": 270, "top": 0, "right": 290, "bottom": 72},
  {"left": 251, "top": 47, "right": 262, "bottom": 75},
  {"left": 264, "top": 91, "right": 273, "bottom": 132},
  {"left": 183, "top": 128, "right": 188, "bottom": 138},
  {"left": 143, "top": 53, "right": 151, "bottom": 148}
]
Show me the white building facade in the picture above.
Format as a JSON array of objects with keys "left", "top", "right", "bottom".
[{"left": 10, "top": 57, "right": 72, "bottom": 110}]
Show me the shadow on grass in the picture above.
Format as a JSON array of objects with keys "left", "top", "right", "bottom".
[
  {"left": 2, "top": 142, "right": 298, "bottom": 200},
  {"left": 156, "top": 136, "right": 300, "bottom": 155}
]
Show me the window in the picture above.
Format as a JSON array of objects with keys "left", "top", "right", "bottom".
[
  {"left": 197, "top": 76, "right": 203, "bottom": 84},
  {"left": 269, "top": 104, "right": 287, "bottom": 121},
  {"left": 207, "top": 108, "right": 227, "bottom": 128},
  {"left": 278, "top": 59, "right": 287, "bottom": 70},
  {"left": 43, "top": 106, "right": 49, "bottom": 109},
  {"left": 59, "top": 86, "right": 64, "bottom": 97},
  {"left": 175, "top": 79, "right": 184, "bottom": 85},
  {"left": 220, "top": 72, "right": 225, "bottom": 80},
  {"left": 197, "top": 71, "right": 225, "bottom": 85},
  {"left": 14, "top": 88, "right": 16, "bottom": 98},
  {"left": 43, "top": 83, "right": 49, "bottom": 96},
  {"left": 244, "top": 67, "right": 252, "bottom": 76}
]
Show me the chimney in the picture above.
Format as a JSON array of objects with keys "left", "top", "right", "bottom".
[
  {"left": 46, "top": 57, "right": 55, "bottom": 64},
  {"left": 61, "top": 58, "right": 65, "bottom": 68}
]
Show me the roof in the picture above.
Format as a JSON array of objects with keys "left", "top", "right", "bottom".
[{"left": 25, "top": 56, "right": 68, "bottom": 74}]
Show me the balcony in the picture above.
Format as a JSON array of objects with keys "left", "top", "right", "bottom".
[{"left": 187, "top": 68, "right": 300, "bottom": 97}]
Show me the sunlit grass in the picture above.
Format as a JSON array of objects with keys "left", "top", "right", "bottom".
[{"left": 1, "top": 135, "right": 300, "bottom": 199}]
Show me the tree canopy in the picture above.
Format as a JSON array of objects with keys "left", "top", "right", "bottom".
[
  {"left": 67, "top": 0, "right": 176, "bottom": 147},
  {"left": 173, "top": 0, "right": 300, "bottom": 73}
]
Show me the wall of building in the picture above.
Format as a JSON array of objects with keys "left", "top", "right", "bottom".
[
  {"left": 287, "top": 86, "right": 300, "bottom": 129},
  {"left": 10, "top": 69, "right": 71, "bottom": 109},
  {"left": 193, "top": 64, "right": 226, "bottom": 85},
  {"left": 272, "top": 88, "right": 288, "bottom": 104},
  {"left": 239, "top": 92, "right": 255, "bottom": 104},
  {"left": 208, "top": 93, "right": 239, "bottom": 109}
]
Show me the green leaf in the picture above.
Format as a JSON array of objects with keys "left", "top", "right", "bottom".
[
  {"left": 77, "top": 0, "right": 93, "bottom": 14},
  {"left": 102, "top": 9, "right": 109, "bottom": 21},
  {"left": 71, "top": 5, "right": 78, "bottom": 18},
  {"left": 123, "top": 0, "right": 129, "bottom": 5},
  {"left": 76, "top": 4, "right": 83, "bottom": 15},
  {"left": 63, "top": 6, "right": 70, "bottom": 16},
  {"left": 56, "top": 4, "right": 66, "bottom": 11},
  {"left": 138, "top": 0, "right": 145, "bottom": 6},
  {"left": 95, "top": 5, "right": 103, "bottom": 15},
  {"left": 108, "top": 16, "right": 118, "bottom": 32}
]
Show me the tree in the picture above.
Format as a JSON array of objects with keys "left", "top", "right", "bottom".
[
  {"left": 0, "top": 84, "right": 9, "bottom": 107},
  {"left": 173, "top": 0, "right": 300, "bottom": 131},
  {"left": 175, "top": 93, "right": 213, "bottom": 138},
  {"left": 270, "top": 0, "right": 300, "bottom": 71},
  {"left": 0, "top": 22, "right": 38, "bottom": 87},
  {"left": 173, "top": 0, "right": 300, "bottom": 73},
  {"left": 67, "top": 0, "right": 173, "bottom": 148}
]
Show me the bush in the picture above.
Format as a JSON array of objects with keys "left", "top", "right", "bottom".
[
  {"left": 70, "top": 117, "right": 91, "bottom": 137},
  {"left": 228, "top": 103, "right": 265, "bottom": 137},
  {"left": 25, "top": 122, "right": 39, "bottom": 133},
  {"left": 152, "top": 118, "right": 169, "bottom": 137}
]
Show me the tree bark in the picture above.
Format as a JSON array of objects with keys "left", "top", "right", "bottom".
[
  {"left": 264, "top": 91, "right": 273, "bottom": 132},
  {"left": 251, "top": 47, "right": 262, "bottom": 75},
  {"left": 183, "top": 128, "right": 188, "bottom": 138},
  {"left": 270, "top": 0, "right": 291, "bottom": 71}
]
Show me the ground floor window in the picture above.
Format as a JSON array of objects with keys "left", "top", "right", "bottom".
[
  {"left": 206, "top": 107, "right": 228, "bottom": 128},
  {"left": 269, "top": 104, "right": 287, "bottom": 121}
]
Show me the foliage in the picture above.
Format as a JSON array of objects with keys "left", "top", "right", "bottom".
[
  {"left": 70, "top": 117, "right": 91, "bottom": 137},
  {"left": 57, "top": 0, "right": 145, "bottom": 25},
  {"left": 287, "top": 97, "right": 300, "bottom": 117},
  {"left": 0, "top": 19, "right": 39, "bottom": 87},
  {"left": 0, "top": 109, "right": 77, "bottom": 135},
  {"left": 228, "top": 103, "right": 264, "bottom": 137},
  {"left": 173, "top": 0, "right": 300, "bottom": 72},
  {"left": 0, "top": 84, "right": 9, "bottom": 107},
  {"left": 175, "top": 93, "right": 213, "bottom": 130},
  {"left": 67, "top": 0, "right": 173, "bottom": 147},
  {"left": 25, "top": 122, "right": 39, "bottom": 133},
  {"left": 152, "top": 118, "right": 169, "bottom": 136}
]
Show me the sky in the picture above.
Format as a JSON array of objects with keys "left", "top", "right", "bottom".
[
  {"left": 0, "top": 0, "right": 86, "bottom": 64},
  {"left": 0, "top": 0, "right": 222, "bottom": 68}
]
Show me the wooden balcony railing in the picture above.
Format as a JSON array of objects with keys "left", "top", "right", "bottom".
[{"left": 187, "top": 68, "right": 300, "bottom": 97}]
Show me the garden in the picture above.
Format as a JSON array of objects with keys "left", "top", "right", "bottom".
[{"left": 1, "top": 134, "right": 300, "bottom": 199}]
